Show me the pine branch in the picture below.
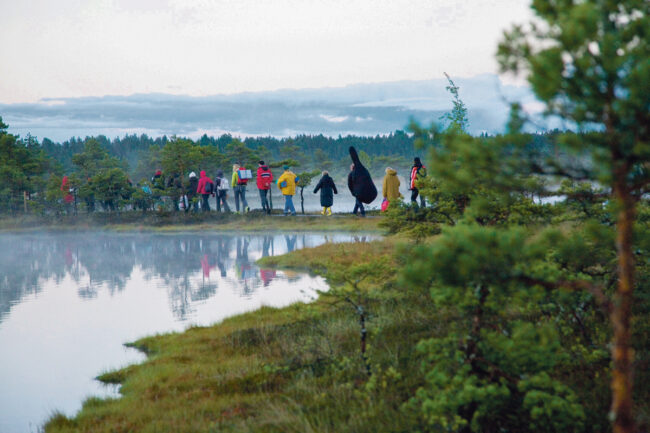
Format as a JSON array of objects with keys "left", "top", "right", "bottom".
[
  {"left": 629, "top": 176, "right": 650, "bottom": 193},
  {"left": 518, "top": 276, "right": 612, "bottom": 313},
  {"left": 528, "top": 161, "right": 594, "bottom": 181}
]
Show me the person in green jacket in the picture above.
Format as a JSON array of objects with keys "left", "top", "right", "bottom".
[{"left": 232, "top": 163, "right": 250, "bottom": 213}]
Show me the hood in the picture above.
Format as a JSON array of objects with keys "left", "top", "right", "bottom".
[
  {"left": 216, "top": 170, "right": 224, "bottom": 177},
  {"left": 200, "top": 170, "right": 206, "bottom": 178},
  {"left": 155, "top": 170, "right": 162, "bottom": 176},
  {"left": 259, "top": 165, "right": 269, "bottom": 171},
  {"left": 386, "top": 169, "right": 397, "bottom": 176}
]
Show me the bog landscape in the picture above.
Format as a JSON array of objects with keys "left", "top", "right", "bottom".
[{"left": 0, "top": 1, "right": 648, "bottom": 433}]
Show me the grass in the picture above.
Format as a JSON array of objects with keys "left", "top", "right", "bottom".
[
  {"left": 0, "top": 211, "right": 383, "bottom": 233},
  {"left": 43, "top": 236, "right": 440, "bottom": 433}
]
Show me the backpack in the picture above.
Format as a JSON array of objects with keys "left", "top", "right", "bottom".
[
  {"left": 218, "top": 178, "right": 229, "bottom": 191},
  {"left": 204, "top": 181, "right": 214, "bottom": 194},
  {"left": 237, "top": 168, "right": 252, "bottom": 185}
]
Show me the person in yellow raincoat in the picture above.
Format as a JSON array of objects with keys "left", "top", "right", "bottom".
[
  {"left": 382, "top": 167, "right": 402, "bottom": 209},
  {"left": 276, "top": 165, "right": 297, "bottom": 216}
]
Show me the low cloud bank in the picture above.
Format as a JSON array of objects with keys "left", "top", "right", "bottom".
[{"left": 1, "top": 74, "right": 555, "bottom": 142}]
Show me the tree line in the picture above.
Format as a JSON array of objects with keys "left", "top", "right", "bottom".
[{"left": 0, "top": 118, "right": 567, "bottom": 215}]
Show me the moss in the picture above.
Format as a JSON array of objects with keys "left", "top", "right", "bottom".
[
  {"left": 44, "top": 236, "right": 438, "bottom": 433},
  {"left": 0, "top": 213, "right": 383, "bottom": 233}
]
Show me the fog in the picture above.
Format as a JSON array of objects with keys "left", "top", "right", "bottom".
[{"left": 0, "top": 74, "right": 559, "bottom": 142}]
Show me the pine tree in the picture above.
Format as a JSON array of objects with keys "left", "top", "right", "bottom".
[
  {"left": 498, "top": 2, "right": 650, "bottom": 431},
  {"left": 400, "top": 1, "right": 649, "bottom": 431}
]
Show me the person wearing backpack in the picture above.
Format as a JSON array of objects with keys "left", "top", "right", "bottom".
[
  {"left": 277, "top": 165, "right": 297, "bottom": 216},
  {"left": 215, "top": 170, "right": 231, "bottom": 212},
  {"left": 409, "top": 157, "right": 427, "bottom": 208},
  {"left": 232, "top": 163, "right": 250, "bottom": 213},
  {"left": 256, "top": 160, "right": 273, "bottom": 214},
  {"left": 196, "top": 170, "right": 214, "bottom": 212}
]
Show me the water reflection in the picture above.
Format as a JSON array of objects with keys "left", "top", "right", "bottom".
[
  {"left": 0, "top": 231, "right": 375, "bottom": 433},
  {"left": 0, "top": 232, "right": 371, "bottom": 324}
]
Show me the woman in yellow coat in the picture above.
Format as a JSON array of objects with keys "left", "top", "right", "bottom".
[
  {"left": 277, "top": 165, "right": 297, "bottom": 216},
  {"left": 382, "top": 167, "right": 402, "bottom": 208}
]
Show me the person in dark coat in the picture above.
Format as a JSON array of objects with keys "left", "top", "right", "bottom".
[
  {"left": 186, "top": 172, "right": 199, "bottom": 212},
  {"left": 166, "top": 172, "right": 183, "bottom": 211},
  {"left": 151, "top": 169, "right": 165, "bottom": 201},
  {"left": 214, "top": 170, "right": 231, "bottom": 213},
  {"left": 313, "top": 171, "right": 338, "bottom": 216},
  {"left": 347, "top": 146, "right": 377, "bottom": 216}
]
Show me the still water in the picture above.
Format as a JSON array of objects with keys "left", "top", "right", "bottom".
[{"left": 0, "top": 231, "right": 372, "bottom": 433}]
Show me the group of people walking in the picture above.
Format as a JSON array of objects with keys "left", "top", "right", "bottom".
[
  {"left": 148, "top": 148, "right": 427, "bottom": 216},
  {"left": 172, "top": 161, "right": 301, "bottom": 216},
  {"left": 189, "top": 161, "right": 274, "bottom": 214},
  {"left": 347, "top": 148, "right": 427, "bottom": 217}
]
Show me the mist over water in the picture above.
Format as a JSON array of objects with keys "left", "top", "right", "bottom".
[{"left": 0, "top": 231, "right": 375, "bottom": 433}]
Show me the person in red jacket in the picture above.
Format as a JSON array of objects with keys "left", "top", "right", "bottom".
[
  {"left": 196, "top": 170, "right": 214, "bottom": 212},
  {"left": 256, "top": 160, "right": 273, "bottom": 214},
  {"left": 61, "top": 175, "right": 75, "bottom": 214},
  {"left": 61, "top": 176, "right": 74, "bottom": 203}
]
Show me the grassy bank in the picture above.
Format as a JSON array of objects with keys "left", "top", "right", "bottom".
[
  {"left": 45, "top": 236, "right": 438, "bottom": 433},
  {"left": 0, "top": 212, "right": 382, "bottom": 233}
]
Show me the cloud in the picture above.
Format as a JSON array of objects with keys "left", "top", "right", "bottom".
[
  {"left": 0, "top": 74, "right": 551, "bottom": 142},
  {"left": 0, "top": 0, "right": 533, "bottom": 103},
  {"left": 320, "top": 114, "right": 349, "bottom": 123}
]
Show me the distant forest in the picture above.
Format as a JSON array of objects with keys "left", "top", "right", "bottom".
[
  {"left": 38, "top": 129, "right": 559, "bottom": 179},
  {"left": 40, "top": 131, "right": 418, "bottom": 179},
  {"left": 1, "top": 114, "right": 563, "bottom": 214}
]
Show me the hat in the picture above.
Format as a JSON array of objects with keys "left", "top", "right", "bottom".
[
  {"left": 189, "top": 171, "right": 197, "bottom": 178},
  {"left": 283, "top": 165, "right": 289, "bottom": 170},
  {"left": 258, "top": 160, "right": 265, "bottom": 165},
  {"left": 216, "top": 170, "right": 223, "bottom": 177}
]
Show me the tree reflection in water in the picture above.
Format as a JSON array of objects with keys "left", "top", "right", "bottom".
[{"left": 0, "top": 232, "right": 374, "bottom": 323}]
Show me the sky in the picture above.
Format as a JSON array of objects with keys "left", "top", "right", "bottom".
[{"left": 1, "top": 0, "right": 533, "bottom": 104}]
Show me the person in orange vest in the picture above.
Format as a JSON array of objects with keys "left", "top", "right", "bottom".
[{"left": 409, "top": 157, "right": 427, "bottom": 208}]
